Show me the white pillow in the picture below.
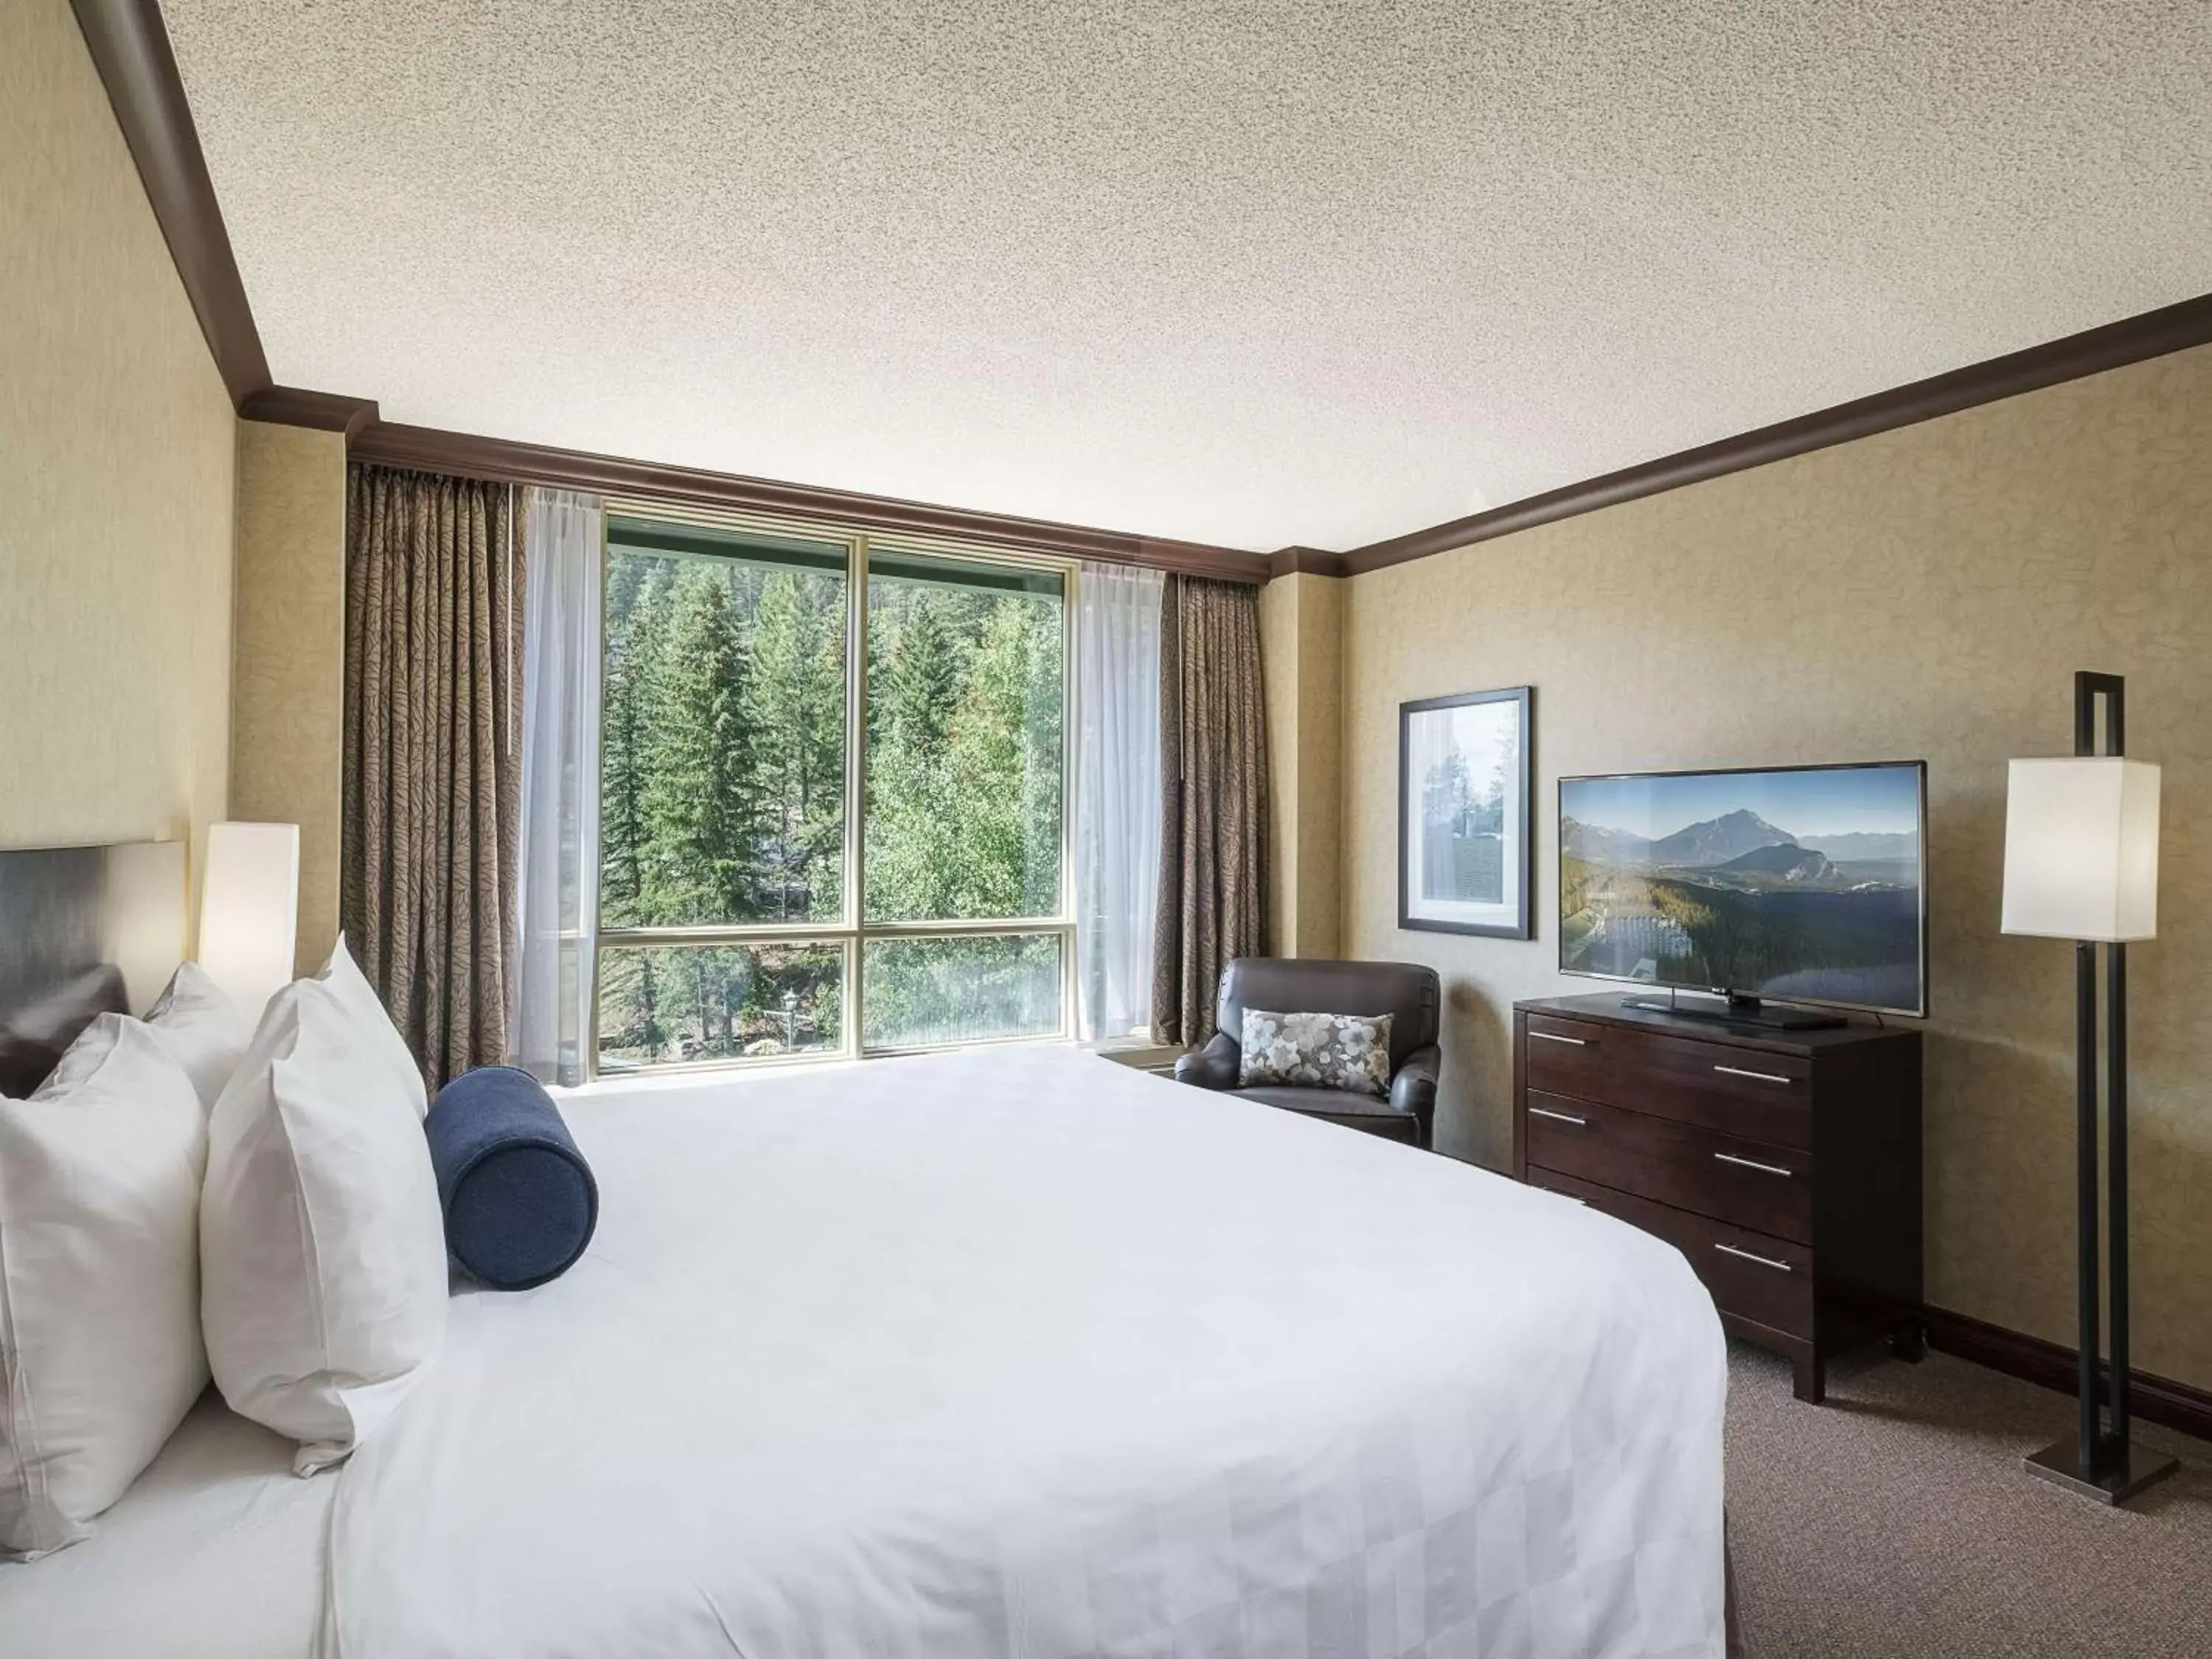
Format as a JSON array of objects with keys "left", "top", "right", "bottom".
[
  {"left": 0, "top": 1017, "right": 209, "bottom": 1558},
  {"left": 201, "top": 978, "right": 448, "bottom": 1475},
  {"left": 144, "top": 961, "right": 254, "bottom": 1110},
  {"left": 321, "top": 934, "right": 428, "bottom": 1120}
]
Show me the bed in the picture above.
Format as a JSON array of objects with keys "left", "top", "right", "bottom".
[
  {"left": 5, "top": 1034, "right": 1725, "bottom": 1658},
  {"left": 0, "top": 1393, "right": 333, "bottom": 1658}
]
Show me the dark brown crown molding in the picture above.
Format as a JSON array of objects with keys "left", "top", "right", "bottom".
[
  {"left": 1921, "top": 1304, "right": 2212, "bottom": 1445},
  {"left": 62, "top": 0, "right": 1264, "bottom": 583},
  {"left": 1267, "top": 545, "right": 1351, "bottom": 580},
  {"left": 68, "top": 0, "right": 2212, "bottom": 588},
  {"left": 349, "top": 421, "right": 1274, "bottom": 583},
  {"left": 69, "top": 0, "right": 271, "bottom": 406},
  {"left": 240, "top": 386, "right": 380, "bottom": 439},
  {"left": 1344, "top": 291, "right": 2212, "bottom": 577}
]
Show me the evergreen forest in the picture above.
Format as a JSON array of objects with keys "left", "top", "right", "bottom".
[{"left": 596, "top": 538, "right": 1065, "bottom": 1068}]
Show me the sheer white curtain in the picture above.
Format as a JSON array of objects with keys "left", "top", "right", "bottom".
[
  {"left": 1074, "top": 561, "right": 1165, "bottom": 1042},
  {"left": 509, "top": 487, "right": 603, "bottom": 1085}
]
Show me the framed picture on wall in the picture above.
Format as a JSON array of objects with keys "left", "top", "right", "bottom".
[{"left": 1399, "top": 687, "right": 1534, "bottom": 939}]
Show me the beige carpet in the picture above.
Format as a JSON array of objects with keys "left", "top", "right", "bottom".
[{"left": 1726, "top": 1340, "right": 2212, "bottom": 1658}]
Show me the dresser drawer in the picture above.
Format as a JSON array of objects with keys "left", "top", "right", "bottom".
[
  {"left": 1523, "top": 1014, "right": 1812, "bottom": 1150},
  {"left": 1523, "top": 1090, "right": 1812, "bottom": 1243},
  {"left": 1528, "top": 1166, "right": 1813, "bottom": 1339}
]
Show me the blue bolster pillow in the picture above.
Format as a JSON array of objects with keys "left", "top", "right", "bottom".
[{"left": 425, "top": 1065, "right": 598, "bottom": 1290}]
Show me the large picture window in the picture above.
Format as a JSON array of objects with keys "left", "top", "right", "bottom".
[{"left": 593, "top": 509, "right": 1072, "bottom": 1074}]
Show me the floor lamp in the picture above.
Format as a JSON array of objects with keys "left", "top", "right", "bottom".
[{"left": 2000, "top": 672, "right": 2176, "bottom": 1503}]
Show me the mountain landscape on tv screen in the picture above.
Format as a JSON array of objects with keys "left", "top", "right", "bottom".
[{"left": 1559, "top": 789, "right": 1922, "bottom": 1011}]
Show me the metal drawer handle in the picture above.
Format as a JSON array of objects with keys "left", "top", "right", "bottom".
[
  {"left": 1714, "top": 1064, "right": 1793, "bottom": 1085},
  {"left": 1714, "top": 1242, "right": 1793, "bottom": 1273},
  {"left": 1529, "top": 1031, "right": 1589, "bottom": 1046},
  {"left": 1714, "top": 1151, "right": 1795, "bottom": 1178},
  {"left": 1528, "top": 1106, "right": 1587, "bottom": 1127}
]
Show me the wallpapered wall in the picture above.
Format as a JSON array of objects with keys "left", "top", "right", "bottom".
[
  {"left": 1259, "top": 572, "right": 1346, "bottom": 959},
  {"left": 0, "top": 0, "right": 236, "bottom": 914},
  {"left": 233, "top": 422, "right": 349, "bottom": 971},
  {"left": 1333, "top": 341, "right": 2212, "bottom": 1388}
]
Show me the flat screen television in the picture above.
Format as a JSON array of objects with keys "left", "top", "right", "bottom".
[{"left": 1558, "top": 761, "right": 1927, "bottom": 1021}]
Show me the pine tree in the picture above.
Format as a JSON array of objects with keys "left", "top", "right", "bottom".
[
  {"left": 1021, "top": 599, "right": 1065, "bottom": 914},
  {"left": 594, "top": 545, "right": 1072, "bottom": 1058},
  {"left": 945, "top": 596, "right": 1037, "bottom": 918},
  {"left": 599, "top": 574, "right": 670, "bottom": 928},
  {"left": 751, "top": 571, "right": 845, "bottom": 919},
  {"left": 598, "top": 557, "right": 679, "bottom": 1059},
  {"left": 865, "top": 589, "right": 968, "bottom": 922},
  {"left": 605, "top": 546, "right": 660, "bottom": 637},
  {"left": 596, "top": 946, "right": 666, "bottom": 1062},
  {"left": 644, "top": 567, "right": 767, "bottom": 927},
  {"left": 883, "top": 592, "right": 960, "bottom": 758}
]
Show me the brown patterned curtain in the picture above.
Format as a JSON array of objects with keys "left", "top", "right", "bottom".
[
  {"left": 1151, "top": 574, "right": 1269, "bottom": 1045},
  {"left": 341, "top": 463, "right": 524, "bottom": 1087}
]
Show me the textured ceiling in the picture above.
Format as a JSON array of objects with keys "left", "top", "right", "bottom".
[{"left": 165, "top": 1, "right": 2212, "bottom": 552}]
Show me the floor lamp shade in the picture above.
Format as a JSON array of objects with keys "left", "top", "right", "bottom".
[
  {"left": 2000, "top": 758, "right": 2160, "bottom": 942},
  {"left": 198, "top": 821, "right": 300, "bottom": 1014},
  {"left": 2003, "top": 675, "right": 2176, "bottom": 1505}
]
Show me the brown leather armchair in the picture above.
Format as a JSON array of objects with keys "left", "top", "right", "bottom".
[{"left": 1174, "top": 958, "right": 1442, "bottom": 1148}]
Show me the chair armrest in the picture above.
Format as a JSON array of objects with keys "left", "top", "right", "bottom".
[
  {"left": 1175, "top": 1031, "right": 1241, "bottom": 1091},
  {"left": 1391, "top": 1043, "right": 1442, "bottom": 1145}
]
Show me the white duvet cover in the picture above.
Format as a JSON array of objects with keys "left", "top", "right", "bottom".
[{"left": 328, "top": 1045, "right": 1725, "bottom": 1658}]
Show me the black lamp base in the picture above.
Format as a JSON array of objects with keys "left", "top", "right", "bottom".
[{"left": 2024, "top": 1437, "right": 2180, "bottom": 1506}]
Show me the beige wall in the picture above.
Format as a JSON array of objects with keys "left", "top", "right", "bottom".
[
  {"left": 232, "top": 422, "right": 349, "bottom": 971},
  {"left": 1258, "top": 572, "right": 1345, "bottom": 958},
  {"left": 0, "top": 0, "right": 236, "bottom": 928},
  {"left": 1332, "top": 341, "right": 2212, "bottom": 1388}
]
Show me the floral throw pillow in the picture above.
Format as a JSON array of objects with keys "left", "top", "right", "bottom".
[{"left": 1237, "top": 1009, "right": 1394, "bottom": 1098}]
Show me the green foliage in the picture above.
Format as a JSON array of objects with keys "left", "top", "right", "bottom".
[
  {"left": 641, "top": 570, "right": 768, "bottom": 927},
  {"left": 1562, "top": 851, "right": 1910, "bottom": 993},
  {"left": 748, "top": 571, "right": 846, "bottom": 920},
  {"left": 598, "top": 570, "right": 669, "bottom": 927},
  {"left": 595, "top": 944, "right": 665, "bottom": 1057},
  {"left": 866, "top": 584, "right": 1062, "bottom": 925},
  {"left": 601, "top": 944, "right": 842, "bottom": 1063},
  {"left": 880, "top": 591, "right": 959, "bottom": 757},
  {"left": 861, "top": 933, "right": 1061, "bottom": 1050},
  {"left": 595, "top": 543, "right": 1065, "bottom": 1069}
]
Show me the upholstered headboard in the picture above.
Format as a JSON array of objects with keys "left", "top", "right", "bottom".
[{"left": 0, "top": 841, "right": 186, "bottom": 1096}]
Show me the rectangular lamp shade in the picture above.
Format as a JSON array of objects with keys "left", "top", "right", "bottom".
[
  {"left": 198, "top": 821, "right": 300, "bottom": 1014},
  {"left": 2000, "top": 758, "right": 2160, "bottom": 942}
]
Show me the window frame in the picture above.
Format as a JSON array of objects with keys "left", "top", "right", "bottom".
[{"left": 590, "top": 498, "right": 1079, "bottom": 1078}]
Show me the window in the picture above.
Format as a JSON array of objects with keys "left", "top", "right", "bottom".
[{"left": 594, "top": 509, "right": 1071, "bottom": 1074}]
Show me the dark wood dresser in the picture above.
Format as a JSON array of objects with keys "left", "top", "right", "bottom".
[{"left": 1512, "top": 993, "right": 1923, "bottom": 1402}]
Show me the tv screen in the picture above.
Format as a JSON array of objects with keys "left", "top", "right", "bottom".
[{"left": 1559, "top": 761, "right": 1927, "bottom": 1017}]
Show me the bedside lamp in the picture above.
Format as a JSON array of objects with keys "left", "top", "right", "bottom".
[
  {"left": 198, "top": 822, "right": 300, "bottom": 1018},
  {"left": 2000, "top": 672, "right": 2174, "bottom": 1503}
]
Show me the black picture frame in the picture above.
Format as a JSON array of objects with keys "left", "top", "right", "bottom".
[{"left": 1398, "top": 686, "right": 1534, "bottom": 939}]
